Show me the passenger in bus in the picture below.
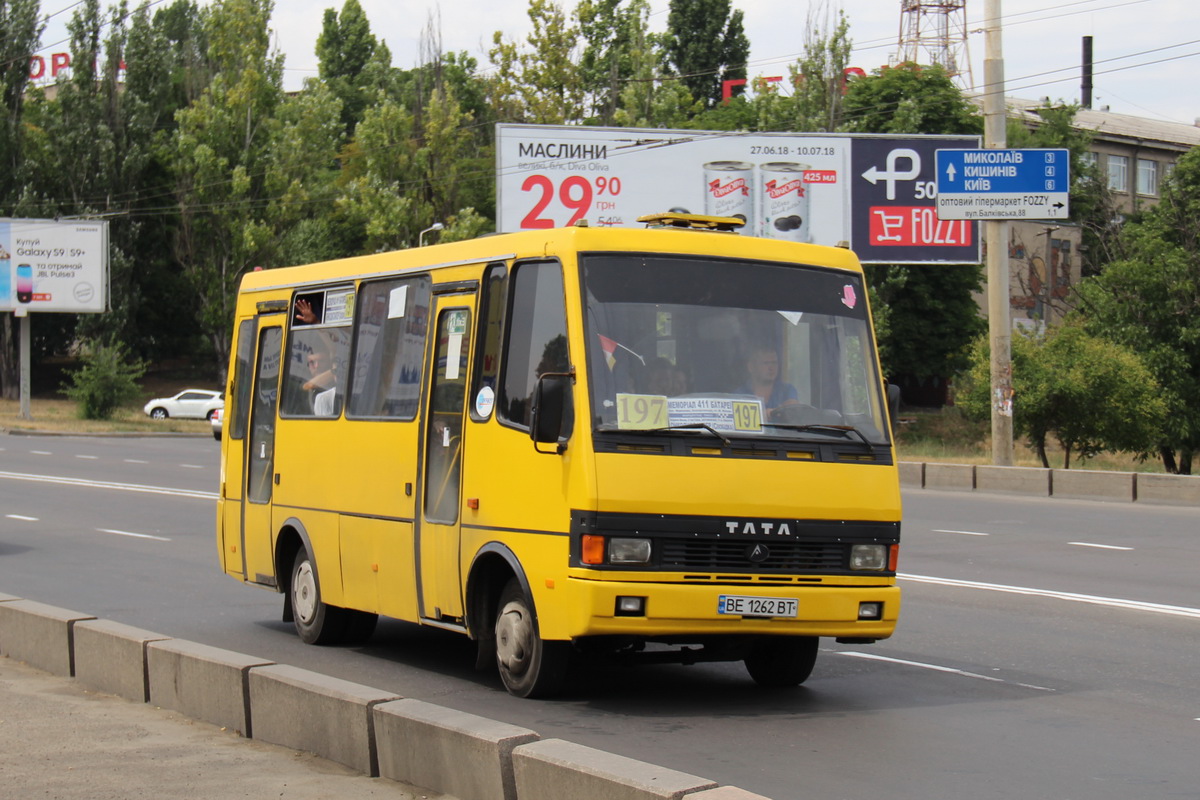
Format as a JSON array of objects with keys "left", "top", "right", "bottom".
[
  {"left": 645, "top": 357, "right": 688, "bottom": 396},
  {"left": 738, "top": 345, "right": 798, "bottom": 415},
  {"left": 303, "top": 346, "right": 338, "bottom": 416}
]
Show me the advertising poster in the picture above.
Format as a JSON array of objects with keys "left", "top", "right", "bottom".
[
  {"left": 0, "top": 218, "right": 109, "bottom": 314},
  {"left": 496, "top": 124, "right": 980, "bottom": 264}
]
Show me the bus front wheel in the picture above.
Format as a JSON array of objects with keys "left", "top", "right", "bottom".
[
  {"left": 494, "top": 578, "right": 569, "bottom": 698},
  {"left": 744, "top": 636, "right": 819, "bottom": 688}
]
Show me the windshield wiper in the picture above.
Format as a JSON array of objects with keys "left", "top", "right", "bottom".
[
  {"left": 764, "top": 423, "right": 875, "bottom": 447},
  {"left": 613, "top": 423, "right": 732, "bottom": 447}
]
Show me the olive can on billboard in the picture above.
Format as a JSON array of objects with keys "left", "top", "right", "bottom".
[
  {"left": 759, "top": 162, "right": 810, "bottom": 242},
  {"left": 702, "top": 161, "right": 755, "bottom": 230}
]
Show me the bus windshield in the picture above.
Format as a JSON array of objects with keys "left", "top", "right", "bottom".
[{"left": 582, "top": 253, "right": 890, "bottom": 444}]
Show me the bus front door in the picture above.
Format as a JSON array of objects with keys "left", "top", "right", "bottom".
[
  {"left": 242, "top": 324, "right": 283, "bottom": 586},
  {"left": 418, "top": 299, "right": 475, "bottom": 623}
]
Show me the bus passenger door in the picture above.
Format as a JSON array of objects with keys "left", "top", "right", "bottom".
[
  {"left": 242, "top": 324, "right": 283, "bottom": 585},
  {"left": 418, "top": 299, "right": 475, "bottom": 622}
]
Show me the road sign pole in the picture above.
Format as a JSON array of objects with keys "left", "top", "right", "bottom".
[{"left": 984, "top": 0, "right": 1014, "bottom": 466}]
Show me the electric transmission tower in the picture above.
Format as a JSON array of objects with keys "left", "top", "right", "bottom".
[{"left": 897, "top": 0, "right": 975, "bottom": 89}]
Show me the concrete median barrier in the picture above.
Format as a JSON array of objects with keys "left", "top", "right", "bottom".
[
  {"left": 148, "top": 638, "right": 274, "bottom": 736},
  {"left": 975, "top": 465, "right": 1050, "bottom": 496},
  {"left": 0, "top": 599, "right": 95, "bottom": 676},
  {"left": 687, "top": 788, "right": 774, "bottom": 800},
  {"left": 1051, "top": 469, "right": 1135, "bottom": 502},
  {"left": 248, "top": 663, "right": 400, "bottom": 775},
  {"left": 73, "top": 619, "right": 169, "bottom": 702},
  {"left": 373, "top": 698, "right": 539, "bottom": 800},
  {"left": 924, "top": 463, "right": 975, "bottom": 490},
  {"left": 512, "top": 738, "right": 718, "bottom": 800},
  {"left": 898, "top": 461, "right": 925, "bottom": 487},
  {"left": 1136, "top": 473, "right": 1200, "bottom": 505}
]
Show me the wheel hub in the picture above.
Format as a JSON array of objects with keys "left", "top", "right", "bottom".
[
  {"left": 495, "top": 601, "right": 532, "bottom": 674},
  {"left": 293, "top": 561, "right": 317, "bottom": 624}
]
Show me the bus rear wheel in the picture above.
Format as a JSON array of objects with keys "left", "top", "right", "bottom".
[
  {"left": 744, "top": 636, "right": 819, "bottom": 688},
  {"left": 494, "top": 578, "right": 569, "bottom": 698},
  {"left": 289, "top": 549, "right": 378, "bottom": 645}
]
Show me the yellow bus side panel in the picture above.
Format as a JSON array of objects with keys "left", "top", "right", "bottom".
[{"left": 339, "top": 515, "right": 419, "bottom": 621}]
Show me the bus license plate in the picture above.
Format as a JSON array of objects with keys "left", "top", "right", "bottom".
[{"left": 718, "top": 595, "right": 798, "bottom": 618}]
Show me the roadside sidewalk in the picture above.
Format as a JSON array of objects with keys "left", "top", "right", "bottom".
[{"left": 0, "top": 655, "right": 443, "bottom": 800}]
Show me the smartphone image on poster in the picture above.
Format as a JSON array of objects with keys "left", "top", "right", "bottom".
[{"left": 16, "top": 263, "right": 32, "bottom": 303}]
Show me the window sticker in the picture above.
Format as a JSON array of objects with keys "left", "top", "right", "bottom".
[
  {"left": 324, "top": 288, "right": 355, "bottom": 323},
  {"left": 475, "top": 385, "right": 495, "bottom": 418},
  {"left": 778, "top": 310, "right": 803, "bottom": 326},
  {"left": 446, "top": 333, "right": 463, "bottom": 380},
  {"left": 388, "top": 285, "right": 408, "bottom": 319},
  {"left": 840, "top": 285, "right": 857, "bottom": 309}
]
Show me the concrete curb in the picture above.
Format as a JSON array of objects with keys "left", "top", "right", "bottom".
[
  {"left": 900, "top": 461, "right": 1198, "bottom": 505},
  {"left": 0, "top": 593, "right": 768, "bottom": 799}
]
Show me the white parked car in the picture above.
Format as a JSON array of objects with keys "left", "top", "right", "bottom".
[{"left": 143, "top": 389, "right": 224, "bottom": 420}]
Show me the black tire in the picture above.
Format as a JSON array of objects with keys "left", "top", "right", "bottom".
[
  {"left": 289, "top": 549, "right": 347, "bottom": 645},
  {"left": 744, "top": 636, "right": 819, "bottom": 688},
  {"left": 494, "top": 578, "right": 569, "bottom": 698},
  {"left": 150, "top": 407, "right": 168, "bottom": 419},
  {"left": 341, "top": 608, "right": 379, "bottom": 645}
]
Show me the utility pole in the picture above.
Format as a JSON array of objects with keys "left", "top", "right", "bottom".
[{"left": 983, "top": 0, "right": 1013, "bottom": 465}]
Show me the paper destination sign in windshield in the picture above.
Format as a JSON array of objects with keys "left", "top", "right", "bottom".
[{"left": 616, "top": 393, "right": 764, "bottom": 432}]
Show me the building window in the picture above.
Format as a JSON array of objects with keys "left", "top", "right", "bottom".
[
  {"left": 1137, "top": 159, "right": 1158, "bottom": 196},
  {"left": 1107, "top": 155, "right": 1129, "bottom": 192}
]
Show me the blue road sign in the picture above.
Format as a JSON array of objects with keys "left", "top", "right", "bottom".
[{"left": 935, "top": 148, "right": 1070, "bottom": 220}]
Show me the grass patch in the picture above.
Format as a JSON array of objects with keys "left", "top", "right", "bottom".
[
  {"left": 894, "top": 407, "right": 1167, "bottom": 473},
  {"left": 1, "top": 370, "right": 220, "bottom": 435}
]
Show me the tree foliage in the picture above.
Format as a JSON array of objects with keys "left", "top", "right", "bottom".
[
  {"left": 663, "top": 0, "right": 749, "bottom": 109},
  {"left": 1073, "top": 146, "right": 1200, "bottom": 474},
  {"left": 958, "top": 326, "right": 1165, "bottom": 468},
  {"left": 61, "top": 340, "right": 146, "bottom": 419}
]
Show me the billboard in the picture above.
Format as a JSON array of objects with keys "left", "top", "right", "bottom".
[
  {"left": 0, "top": 219, "right": 109, "bottom": 313},
  {"left": 496, "top": 124, "right": 980, "bottom": 264}
]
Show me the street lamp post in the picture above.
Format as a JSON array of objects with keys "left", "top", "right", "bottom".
[{"left": 419, "top": 222, "right": 444, "bottom": 247}]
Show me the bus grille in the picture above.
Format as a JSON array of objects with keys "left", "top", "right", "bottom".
[{"left": 658, "top": 540, "right": 847, "bottom": 573}]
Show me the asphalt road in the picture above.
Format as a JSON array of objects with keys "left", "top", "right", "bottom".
[{"left": 1, "top": 435, "right": 1197, "bottom": 799}]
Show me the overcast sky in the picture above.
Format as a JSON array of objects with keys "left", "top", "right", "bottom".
[{"left": 36, "top": 0, "right": 1200, "bottom": 126}]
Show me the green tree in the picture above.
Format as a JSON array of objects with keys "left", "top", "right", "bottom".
[
  {"left": 754, "top": 5, "right": 853, "bottom": 133},
  {"left": 488, "top": 0, "right": 584, "bottom": 124},
  {"left": 168, "top": 0, "right": 284, "bottom": 370},
  {"left": 959, "top": 326, "right": 1165, "bottom": 469},
  {"left": 662, "top": 0, "right": 748, "bottom": 109},
  {"left": 612, "top": 18, "right": 697, "bottom": 129},
  {"left": 576, "top": 0, "right": 653, "bottom": 125},
  {"left": 315, "top": 0, "right": 377, "bottom": 136},
  {"left": 842, "top": 62, "right": 981, "bottom": 136},
  {"left": 61, "top": 340, "right": 147, "bottom": 420},
  {"left": 844, "top": 62, "right": 985, "bottom": 391},
  {"left": 1073, "top": 147, "right": 1200, "bottom": 473},
  {"left": 0, "top": 0, "right": 45, "bottom": 400}
]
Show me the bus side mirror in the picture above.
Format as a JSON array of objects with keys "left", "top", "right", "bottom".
[{"left": 531, "top": 370, "right": 573, "bottom": 454}]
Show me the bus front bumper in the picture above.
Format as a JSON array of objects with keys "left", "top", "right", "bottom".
[{"left": 548, "top": 577, "right": 900, "bottom": 641}]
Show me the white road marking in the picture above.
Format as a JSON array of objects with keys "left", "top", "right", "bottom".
[
  {"left": 1069, "top": 542, "right": 1134, "bottom": 551},
  {"left": 30, "top": 450, "right": 52, "bottom": 455},
  {"left": 933, "top": 529, "right": 990, "bottom": 536},
  {"left": 0, "top": 471, "right": 216, "bottom": 500},
  {"left": 838, "top": 651, "right": 1054, "bottom": 692},
  {"left": 123, "top": 459, "right": 149, "bottom": 464},
  {"left": 179, "top": 464, "right": 205, "bottom": 469},
  {"left": 6, "top": 514, "right": 38, "bottom": 521},
  {"left": 900, "top": 573, "right": 1200, "bottom": 619},
  {"left": 75, "top": 455, "right": 99, "bottom": 460},
  {"left": 96, "top": 528, "right": 171, "bottom": 542}
]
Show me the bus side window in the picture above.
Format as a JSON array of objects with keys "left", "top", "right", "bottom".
[
  {"left": 347, "top": 276, "right": 432, "bottom": 419},
  {"left": 498, "top": 261, "right": 570, "bottom": 431},
  {"left": 470, "top": 264, "right": 507, "bottom": 422},
  {"left": 229, "top": 319, "right": 256, "bottom": 440}
]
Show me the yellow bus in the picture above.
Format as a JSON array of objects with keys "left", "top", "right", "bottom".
[{"left": 216, "top": 214, "right": 901, "bottom": 697}]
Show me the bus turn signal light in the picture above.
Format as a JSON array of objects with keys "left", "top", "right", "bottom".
[{"left": 582, "top": 534, "right": 606, "bottom": 565}]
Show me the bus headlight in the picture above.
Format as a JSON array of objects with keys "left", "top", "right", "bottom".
[
  {"left": 609, "top": 538, "right": 652, "bottom": 565},
  {"left": 850, "top": 544, "right": 888, "bottom": 571}
]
